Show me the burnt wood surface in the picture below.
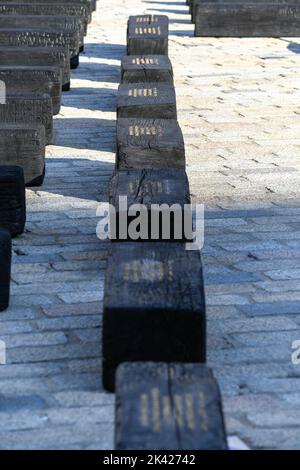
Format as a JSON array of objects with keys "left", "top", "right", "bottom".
[
  {"left": 0, "top": 93, "right": 53, "bottom": 145},
  {"left": 116, "top": 118, "right": 184, "bottom": 169},
  {"left": 102, "top": 242, "right": 206, "bottom": 391},
  {"left": 117, "top": 83, "right": 177, "bottom": 119},
  {"left": 109, "top": 169, "right": 191, "bottom": 241},
  {"left": 0, "top": 3, "right": 90, "bottom": 32},
  {"left": 121, "top": 55, "right": 173, "bottom": 83},
  {"left": 0, "top": 124, "right": 46, "bottom": 187},
  {"left": 0, "top": 165, "right": 25, "bottom": 236},
  {"left": 0, "top": 46, "right": 70, "bottom": 90},
  {"left": 194, "top": 3, "right": 300, "bottom": 36},
  {"left": 0, "top": 28, "right": 80, "bottom": 61},
  {"left": 2, "top": 0, "right": 95, "bottom": 14},
  {"left": 115, "top": 362, "right": 228, "bottom": 450},
  {"left": 0, "top": 15, "right": 84, "bottom": 51},
  {"left": 0, "top": 65, "right": 62, "bottom": 115},
  {"left": 0, "top": 228, "right": 11, "bottom": 312},
  {"left": 127, "top": 15, "right": 169, "bottom": 55}
]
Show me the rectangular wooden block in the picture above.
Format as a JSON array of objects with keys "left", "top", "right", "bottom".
[
  {"left": 0, "top": 228, "right": 11, "bottom": 312},
  {"left": 0, "top": 28, "right": 79, "bottom": 64},
  {"left": 0, "top": 46, "right": 70, "bottom": 91},
  {"left": 194, "top": 4, "right": 300, "bottom": 37},
  {"left": 0, "top": 165, "right": 26, "bottom": 236},
  {"left": 0, "top": 15, "right": 83, "bottom": 53},
  {"left": 0, "top": 65, "right": 62, "bottom": 115},
  {"left": 109, "top": 169, "right": 191, "bottom": 241},
  {"left": 102, "top": 242, "right": 206, "bottom": 391},
  {"left": 127, "top": 15, "right": 169, "bottom": 55},
  {"left": 117, "top": 83, "right": 177, "bottom": 119},
  {"left": 0, "top": 3, "right": 90, "bottom": 33},
  {"left": 115, "top": 362, "right": 228, "bottom": 450},
  {"left": 116, "top": 118, "right": 184, "bottom": 169},
  {"left": 0, "top": 124, "right": 46, "bottom": 187},
  {"left": 0, "top": 93, "right": 53, "bottom": 145},
  {"left": 121, "top": 55, "right": 173, "bottom": 84},
  {"left": 2, "top": 0, "right": 95, "bottom": 15}
]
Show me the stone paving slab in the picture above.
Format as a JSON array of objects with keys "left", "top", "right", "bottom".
[{"left": 0, "top": 0, "right": 300, "bottom": 450}]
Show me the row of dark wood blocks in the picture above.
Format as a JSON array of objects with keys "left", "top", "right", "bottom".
[
  {"left": 104, "top": 14, "right": 227, "bottom": 449},
  {"left": 187, "top": 0, "right": 300, "bottom": 37},
  {"left": 0, "top": 0, "right": 97, "bottom": 312}
]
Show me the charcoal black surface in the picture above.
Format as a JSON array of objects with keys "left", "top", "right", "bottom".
[
  {"left": 102, "top": 242, "right": 206, "bottom": 391},
  {"left": 116, "top": 118, "right": 184, "bottom": 169},
  {"left": 0, "top": 124, "right": 46, "bottom": 187},
  {"left": 194, "top": 3, "right": 300, "bottom": 36},
  {"left": 117, "top": 83, "right": 177, "bottom": 119},
  {"left": 0, "top": 165, "right": 25, "bottom": 237},
  {"left": 0, "top": 65, "right": 61, "bottom": 115},
  {"left": 115, "top": 362, "right": 228, "bottom": 450},
  {"left": 0, "top": 93, "right": 53, "bottom": 145},
  {"left": 121, "top": 55, "right": 173, "bottom": 83},
  {"left": 0, "top": 228, "right": 11, "bottom": 312},
  {"left": 0, "top": 46, "right": 70, "bottom": 89},
  {"left": 109, "top": 169, "right": 191, "bottom": 241},
  {"left": 127, "top": 15, "right": 169, "bottom": 55}
]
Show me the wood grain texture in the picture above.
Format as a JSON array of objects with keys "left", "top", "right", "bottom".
[
  {"left": 0, "top": 164, "right": 25, "bottom": 236},
  {"left": 0, "top": 46, "right": 70, "bottom": 89},
  {"left": 0, "top": 228, "right": 11, "bottom": 312},
  {"left": 109, "top": 169, "right": 191, "bottom": 241},
  {"left": 0, "top": 4, "right": 90, "bottom": 32},
  {"left": 0, "top": 15, "right": 84, "bottom": 50},
  {"left": 0, "top": 28, "right": 79, "bottom": 59},
  {"left": 0, "top": 124, "right": 46, "bottom": 187},
  {"left": 115, "top": 362, "right": 228, "bottom": 450},
  {"left": 116, "top": 118, "right": 184, "bottom": 169},
  {"left": 127, "top": 15, "right": 169, "bottom": 55},
  {"left": 121, "top": 55, "right": 173, "bottom": 84},
  {"left": 117, "top": 83, "right": 177, "bottom": 119},
  {"left": 0, "top": 66, "right": 61, "bottom": 115},
  {"left": 195, "top": 4, "right": 300, "bottom": 36},
  {"left": 0, "top": 93, "right": 53, "bottom": 145},
  {"left": 103, "top": 242, "right": 206, "bottom": 391}
]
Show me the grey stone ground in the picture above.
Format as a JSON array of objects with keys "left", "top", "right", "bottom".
[{"left": 0, "top": 0, "right": 300, "bottom": 450}]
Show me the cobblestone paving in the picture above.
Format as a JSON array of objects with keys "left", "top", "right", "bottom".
[{"left": 0, "top": 0, "right": 300, "bottom": 450}]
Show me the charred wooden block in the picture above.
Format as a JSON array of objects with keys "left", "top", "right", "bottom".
[
  {"left": 115, "top": 362, "right": 228, "bottom": 450},
  {"left": 127, "top": 15, "right": 169, "bottom": 55},
  {"left": 0, "top": 228, "right": 11, "bottom": 312},
  {"left": 109, "top": 169, "right": 191, "bottom": 241},
  {"left": 194, "top": 3, "right": 300, "bottom": 37},
  {"left": 102, "top": 242, "right": 206, "bottom": 391},
  {"left": 0, "top": 93, "right": 53, "bottom": 145},
  {"left": 0, "top": 28, "right": 80, "bottom": 65},
  {"left": 116, "top": 118, "right": 184, "bottom": 169},
  {"left": 0, "top": 15, "right": 83, "bottom": 55},
  {"left": 0, "top": 165, "right": 25, "bottom": 236},
  {"left": 117, "top": 83, "right": 177, "bottom": 119},
  {"left": 0, "top": 3, "right": 90, "bottom": 34},
  {"left": 121, "top": 55, "right": 173, "bottom": 84},
  {"left": 0, "top": 65, "right": 61, "bottom": 116},
  {"left": 0, "top": 46, "right": 70, "bottom": 92},
  {"left": 0, "top": 124, "right": 46, "bottom": 187},
  {"left": 2, "top": 0, "right": 95, "bottom": 16}
]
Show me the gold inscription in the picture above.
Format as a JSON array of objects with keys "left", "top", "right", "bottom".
[
  {"left": 151, "top": 388, "right": 160, "bottom": 433},
  {"left": 128, "top": 87, "right": 158, "bottom": 98},
  {"left": 185, "top": 394, "right": 195, "bottom": 431},
  {"left": 135, "top": 15, "right": 158, "bottom": 23},
  {"left": 162, "top": 396, "right": 172, "bottom": 424},
  {"left": 174, "top": 394, "right": 183, "bottom": 428},
  {"left": 134, "top": 26, "right": 161, "bottom": 35},
  {"left": 132, "top": 57, "right": 159, "bottom": 65},
  {"left": 198, "top": 391, "right": 209, "bottom": 432},
  {"left": 140, "top": 393, "right": 149, "bottom": 428}
]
